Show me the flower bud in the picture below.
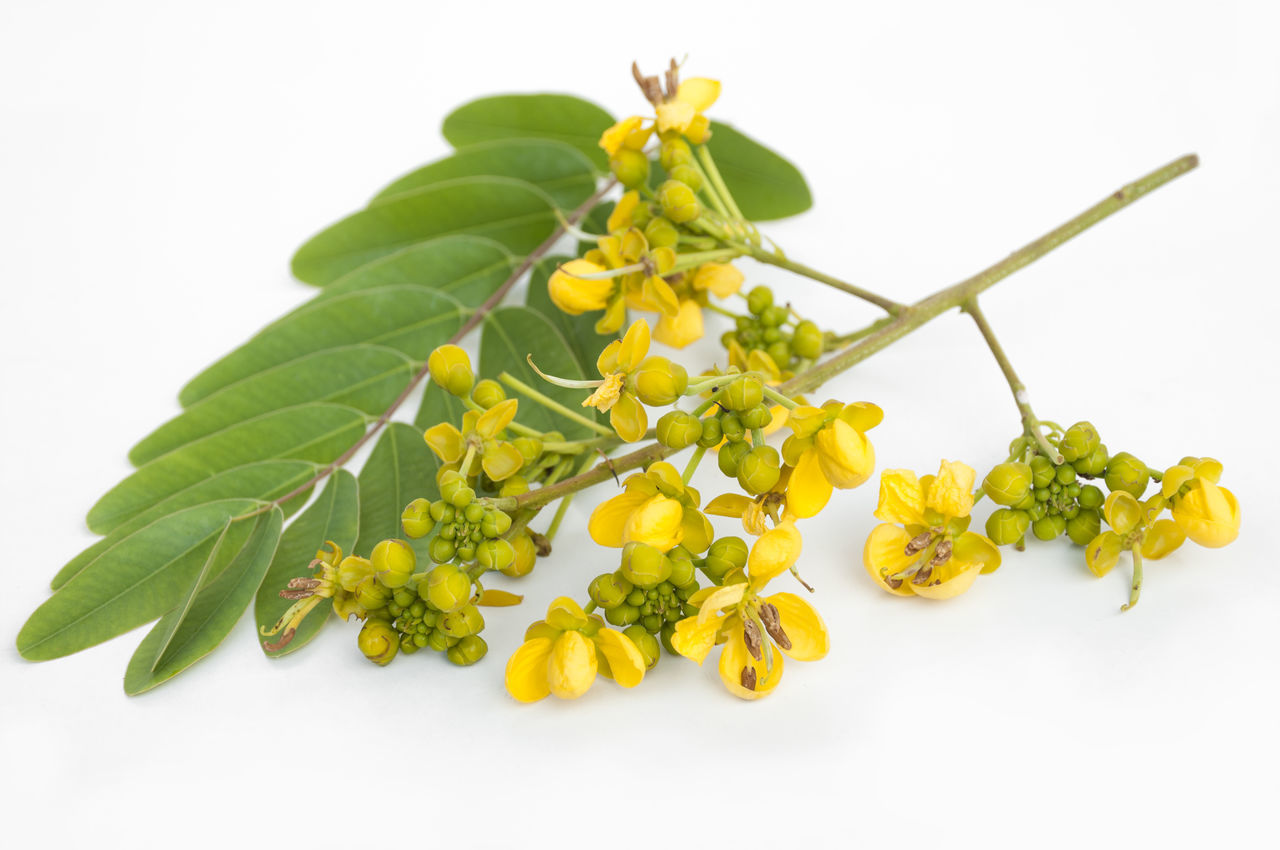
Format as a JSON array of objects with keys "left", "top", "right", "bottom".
[
  {"left": 737, "top": 445, "right": 781, "bottom": 495},
  {"left": 1104, "top": 452, "right": 1149, "bottom": 499},
  {"left": 610, "top": 148, "right": 650, "bottom": 188},
  {"left": 1077, "top": 484, "right": 1104, "bottom": 510},
  {"left": 471, "top": 379, "right": 506, "bottom": 409},
  {"left": 355, "top": 580, "right": 390, "bottom": 612},
  {"left": 1029, "top": 455, "right": 1055, "bottom": 488},
  {"left": 1065, "top": 509, "right": 1102, "bottom": 546},
  {"left": 696, "top": 416, "right": 723, "bottom": 448},
  {"left": 722, "top": 375, "right": 764, "bottom": 411},
  {"left": 605, "top": 603, "right": 640, "bottom": 627},
  {"left": 371, "top": 538, "right": 417, "bottom": 588},
  {"left": 740, "top": 404, "right": 773, "bottom": 430},
  {"left": 656, "top": 410, "right": 703, "bottom": 449},
  {"left": 446, "top": 635, "right": 488, "bottom": 666},
  {"left": 428, "top": 536, "right": 457, "bottom": 564},
  {"left": 792, "top": 320, "right": 824, "bottom": 360},
  {"left": 656, "top": 179, "right": 700, "bottom": 223},
  {"left": 633, "top": 356, "right": 689, "bottom": 406},
  {"left": 499, "top": 475, "right": 530, "bottom": 498},
  {"left": 337, "top": 555, "right": 375, "bottom": 593},
  {"left": 746, "top": 286, "right": 773, "bottom": 316},
  {"left": 1073, "top": 443, "right": 1109, "bottom": 477},
  {"left": 660, "top": 137, "right": 693, "bottom": 170},
  {"left": 620, "top": 542, "right": 673, "bottom": 588},
  {"left": 357, "top": 620, "right": 399, "bottom": 666},
  {"left": 703, "top": 535, "right": 748, "bottom": 583},
  {"left": 476, "top": 538, "right": 515, "bottom": 571},
  {"left": 1058, "top": 421, "right": 1100, "bottom": 464},
  {"left": 982, "top": 462, "right": 1034, "bottom": 507},
  {"left": 623, "top": 625, "right": 661, "bottom": 669},
  {"left": 401, "top": 498, "right": 435, "bottom": 538},
  {"left": 438, "top": 604, "right": 484, "bottom": 638},
  {"left": 429, "top": 499, "right": 455, "bottom": 524},
  {"left": 424, "top": 564, "right": 472, "bottom": 612},
  {"left": 719, "top": 412, "right": 745, "bottom": 442},
  {"left": 427, "top": 344, "right": 475, "bottom": 397},
  {"left": 500, "top": 531, "right": 538, "bottom": 578},
  {"left": 667, "top": 163, "right": 704, "bottom": 193},
  {"left": 717, "top": 440, "right": 750, "bottom": 478},
  {"left": 985, "top": 508, "right": 1031, "bottom": 546},
  {"left": 644, "top": 216, "right": 679, "bottom": 250},
  {"left": 427, "top": 630, "right": 456, "bottom": 651},
  {"left": 667, "top": 552, "right": 696, "bottom": 588},
  {"left": 480, "top": 510, "right": 512, "bottom": 538},
  {"left": 589, "top": 571, "right": 634, "bottom": 608},
  {"left": 1032, "top": 514, "right": 1067, "bottom": 541}
]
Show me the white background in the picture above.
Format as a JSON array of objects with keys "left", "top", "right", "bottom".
[{"left": 3, "top": 1, "right": 1278, "bottom": 847}]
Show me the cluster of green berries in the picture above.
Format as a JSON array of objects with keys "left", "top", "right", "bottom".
[
  {"left": 588, "top": 542, "right": 701, "bottom": 663},
  {"left": 722, "top": 285, "right": 825, "bottom": 371},
  {"left": 983, "top": 420, "right": 1158, "bottom": 547}
]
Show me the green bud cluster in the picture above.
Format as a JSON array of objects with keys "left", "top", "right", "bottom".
[
  {"left": 719, "top": 285, "right": 827, "bottom": 371},
  {"left": 589, "top": 542, "right": 702, "bottom": 659},
  {"left": 412, "top": 472, "right": 515, "bottom": 568}
]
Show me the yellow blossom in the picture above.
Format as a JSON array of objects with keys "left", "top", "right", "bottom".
[
  {"left": 548, "top": 258, "right": 615, "bottom": 315},
  {"left": 1161, "top": 457, "right": 1240, "bottom": 548},
  {"left": 655, "top": 78, "right": 720, "bottom": 142},
  {"left": 783, "top": 401, "right": 882, "bottom": 518},
  {"left": 599, "top": 116, "right": 653, "bottom": 157},
  {"left": 588, "top": 460, "right": 713, "bottom": 554},
  {"left": 691, "top": 262, "right": 744, "bottom": 298},
  {"left": 423, "top": 398, "right": 526, "bottom": 482},
  {"left": 583, "top": 319, "right": 651, "bottom": 442},
  {"left": 653, "top": 299, "right": 704, "bottom": 349},
  {"left": 505, "top": 597, "right": 647, "bottom": 703},
  {"left": 863, "top": 460, "right": 1001, "bottom": 599}
]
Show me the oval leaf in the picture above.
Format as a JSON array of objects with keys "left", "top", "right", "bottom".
[
  {"left": 354, "top": 422, "right": 440, "bottom": 560},
  {"left": 125, "top": 506, "right": 284, "bottom": 694},
  {"left": 87, "top": 403, "right": 366, "bottom": 535},
  {"left": 373, "top": 139, "right": 600, "bottom": 209},
  {"left": 317, "top": 235, "right": 513, "bottom": 307},
  {"left": 442, "top": 94, "right": 615, "bottom": 169},
  {"left": 291, "top": 176, "right": 556, "bottom": 286},
  {"left": 255, "top": 470, "right": 359, "bottom": 658},
  {"left": 18, "top": 499, "right": 263, "bottom": 661},
  {"left": 705, "top": 121, "right": 813, "bottom": 221},
  {"left": 413, "top": 380, "right": 469, "bottom": 433}
]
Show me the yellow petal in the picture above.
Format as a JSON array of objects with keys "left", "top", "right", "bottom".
[
  {"left": 908, "top": 558, "right": 983, "bottom": 600},
  {"left": 680, "top": 507, "right": 714, "bottom": 554},
  {"left": 621, "top": 494, "right": 684, "bottom": 551},
  {"left": 596, "top": 338, "right": 622, "bottom": 377},
  {"left": 1141, "top": 518, "right": 1186, "bottom": 560},
  {"left": 609, "top": 392, "right": 649, "bottom": 443},
  {"left": 705, "top": 493, "right": 752, "bottom": 518},
  {"left": 505, "top": 637, "right": 553, "bottom": 703},
  {"left": 592, "top": 628, "right": 646, "bottom": 688},
  {"left": 548, "top": 259, "right": 613, "bottom": 315},
  {"left": 925, "top": 460, "right": 976, "bottom": 519},
  {"left": 670, "top": 615, "right": 721, "bottom": 664},
  {"left": 607, "top": 191, "right": 641, "bottom": 233},
  {"left": 594, "top": 297, "right": 627, "bottom": 335},
  {"left": 545, "top": 596, "right": 589, "bottom": 630},
  {"left": 718, "top": 622, "right": 783, "bottom": 700},
  {"left": 691, "top": 262, "right": 743, "bottom": 298},
  {"left": 685, "top": 114, "right": 712, "bottom": 145},
  {"left": 1161, "top": 464, "right": 1196, "bottom": 499},
  {"left": 676, "top": 78, "right": 721, "bottom": 112},
  {"left": 786, "top": 446, "right": 834, "bottom": 519},
  {"left": 476, "top": 589, "right": 523, "bottom": 607},
  {"left": 652, "top": 299, "right": 704, "bottom": 349},
  {"left": 1085, "top": 531, "right": 1124, "bottom": 577},
  {"left": 599, "top": 115, "right": 644, "bottom": 156},
  {"left": 763, "top": 592, "right": 829, "bottom": 661},
  {"left": 697, "top": 583, "right": 746, "bottom": 625},
  {"left": 423, "top": 422, "right": 464, "bottom": 463},
  {"left": 1104, "top": 490, "right": 1143, "bottom": 535},
  {"left": 655, "top": 100, "right": 696, "bottom": 134},
  {"left": 954, "top": 531, "right": 1002, "bottom": 575},
  {"left": 873, "top": 469, "right": 926, "bottom": 525},
  {"left": 837, "top": 401, "right": 884, "bottom": 433},
  {"left": 814, "top": 418, "right": 876, "bottom": 489},
  {"left": 476, "top": 398, "right": 519, "bottom": 439},
  {"left": 548, "top": 631, "right": 597, "bottom": 700},
  {"left": 747, "top": 519, "right": 803, "bottom": 583},
  {"left": 786, "top": 405, "right": 828, "bottom": 439},
  {"left": 588, "top": 489, "right": 652, "bottom": 547},
  {"left": 618, "top": 319, "right": 651, "bottom": 369},
  {"left": 862, "top": 523, "right": 919, "bottom": 597},
  {"left": 642, "top": 275, "right": 681, "bottom": 318},
  {"left": 481, "top": 440, "right": 525, "bottom": 481},
  {"left": 1172, "top": 481, "right": 1240, "bottom": 548}
]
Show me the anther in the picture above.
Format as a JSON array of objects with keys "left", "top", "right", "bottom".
[
  {"left": 759, "top": 602, "right": 792, "bottom": 650},
  {"left": 904, "top": 532, "right": 932, "bottom": 556},
  {"left": 929, "top": 539, "right": 953, "bottom": 566},
  {"left": 911, "top": 565, "right": 934, "bottom": 586},
  {"left": 742, "top": 618, "right": 764, "bottom": 661},
  {"left": 740, "top": 666, "right": 757, "bottom": 691}
]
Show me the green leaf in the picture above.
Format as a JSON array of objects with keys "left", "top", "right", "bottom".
[
  {"left": 442, "top": 94, "right": 615, "bottom": 169},
  {"left": 705, "top": 122, "right": 812, "bottom": 221},
  {"left": 354, "top": 423, "right": 440, "bottom": 561},
  {"left": 180, "top": 286, "right": 464, "bottom": 406},
  {"left": 124, "top": 506, "right": 284, "bottom": 695},
  {"left": 131, "top": 345, "right": 413, "bottom": 465},
  {"left": 255, "top": 470, "right": 359, "bottom": 658},
  {"left": 53, "top": 459, "right": 318, "bottom": 591},
  {"left": 291, "top": 177, "right": 557, "bottom": 286},
  {"left": 480, "top": 306, "right": 596, "bottom": 440},
  {"left": 525, "top": 255, "right": 617, "bottom": 376},
  {"left": 18, "top": 499, "right": 262, "bottom": 661},
  {"left": 87, "top": 403, "right": 366, "bottom": 535},
  {"left": 316, "top": 236, "right": 514, "bottom": 308},
  {"left": 413, "top": 381, "right": 468, "bottom": 432},
  {"left": 372, "top": 139, "right": 600, "bottom": 210}
]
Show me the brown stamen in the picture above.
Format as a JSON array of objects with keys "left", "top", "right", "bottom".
[
  {"left": 929, "top": 539, "right": 953, "bottom": 566},
  {"left": 885, "top": 576, "right": 904, "bottom": 590},
  {"left": 904, "top": 532, "right": 932, "bottom": 556},
  {"left": 742, "top": 618, "right": 763, "bottom": 661},
  {"left": 759, "top": 603, "right": 792, "bottom": 650},
  {"left": 631, "top": 62, "right": 664, "bottom": 106},
  {"left": 262, "top": 628, "right": 296, "bottom": 652},
  {"left": 528, "top": 530, "right": 552, "bottom": 557},
  {"left": 912, "top": 565, "right": 935, "bottom": 586},
  {"left": 664, "top": 58, "right": 680, "bottom": 101},
  {"left": 740, "top": 666, "right": 757, "bottom": 691}
]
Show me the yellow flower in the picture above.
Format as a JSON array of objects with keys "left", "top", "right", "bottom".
[
  {"left": 653, "top": 299, "right": 704, "bottom": 349},
  {"left": 548, "top": 258, "right": 615, "bottom": 315},
  {"left": 862, "top": 460, "right": 1002, "bottom": 599},
  {"left": 691, "top": 262, "right": 744, "bottom": 298},
  {"left": 505, "top": 597, "right": 647, "bottom": 703},
  {"left": 588, "top": 460, "right": 713, "bottom": 554},
  {"left": 583, "top": 319, "right": 651, "bottom": 442},
  {"left": 782, "top": 401, "right": 882, "bottom": 518},
  {"left": 599, "top": 116, "right": 653, "bottom": 158},
  {"left": 705, "top": 466, "right": 794, "bottom": 536},
  {"left": 606, "top": 190, "right": 644, "bottom": 233},
  {"left": 1084, "top": 489, "right": 1189, "bottom": 610},
  {"left": 1161, "top": 457, "right": 1240, "bottom": 548},
  {"left": 655, "top": 78, "right": 720, "bottom": 143},
  {"left": 423, "top": 398, "right": 526, "bottom": 482},
  {"left": 670, "top": 521, "right": 826, "bottom": 700}
]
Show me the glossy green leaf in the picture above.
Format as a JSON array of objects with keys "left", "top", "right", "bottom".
[
  {"left": 18, "top": 499, "right": 262, "bottom": 661},
  {"left": 442, "top": 94, "right": 615, "bottom": 169},
  {"left": 316, "top": 236, "right": 513, "bottom": 307},
  {"left": 132, "top": 346, "right": 413, "bottom": 465},
  {"left": 87, "top": 404, "right": 366, "bottom": 535},
  {"left": 525, "top": 255, "right": 618, "bottom": 377},
  {"left": 291, "top": 177, "right": 557, "bottom": 286},
  {"left": 355, "top": 423, "right": 440, "bottom": 561},
  {"left": 125, "top": 506, "right": 284, "bottom": 694},
  {"left": 413, "top": 381, "right": 469, "bottom": 433},
  {"left": 373, "top": 139, "right": 600, "bottom": 209},
  {"left": 255, "top": 470, "right": 359, "bottom": 658},
  {"left": 180, "top": 286, "right": 464, "bottom": 406},
  {"left": 53, "top": 459, "right": 318, "bottom": 590},
  {"left": 705, "top": 122, "right": 812, "bottom": 221},
  {"left": 480, "top": 306, "right": 596, "bottom": 440}
]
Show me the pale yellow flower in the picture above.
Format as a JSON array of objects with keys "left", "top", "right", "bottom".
[{"left": 506, "top": 597, "right": 647, "bottom": 703}]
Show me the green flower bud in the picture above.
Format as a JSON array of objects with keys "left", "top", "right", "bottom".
[
  {"left": 480, "top": 510, "right": 512, "bottom": 538},
  {"left": 717, "top": 439, "right": 750, "bottom": 478},
  {"left": 1066, "top": 509, "right": 1102, "bottom": 546},
  {"left": 1104, "top": 452, "right": 1149, "bottom": 499},
  {"left": 667, "top": 163, "right": 704, "bottom": 193},
  {"left": 424, "top": 564, "right": 472, "bottom": 612},
  {"left": 1029, "top": 455, "right": 1056, "bottom": 488},
  {"left": 471, "top": 379, "right": 505, "bottom": 409},
  {"left": 660, "top": 623, "right": 678, "bottom": 655},
  {"left": 589, "top": 571, "right": 634, "bottom": 608},
  {"left": 499, "top": 475, "right": 530, "bottom": 498},
  {"left": 355, "top": 581, "right": 390, "bottom": 612},
  {"left": 641, "top": 613, "right": 663, "bottom": 633},
  {"left": 623, "top": 625, "right": 661, "bottom": 669},
  {"left": 1032, "top": 514, "right": 1067, "bottom": 541},
  {"left": 703, "top": 535, "right": 748, "bottom": 583},
  {"left": 336, "top": 555, "right": 375, "bottom": 593},
  {"left": 439, "top": 472, "right": 468, "bottom": 505},
  {"left": 399, "top": 634, "right": 421, "bottom": 654},
  {"left": 1059, "top": 421, "right": 1100, "bottom": 464},
  {"left": 476, "top": 538, "right": 515, "bottom": 571},
  {"left": 985, "top": 508, "right": 1031, "bottom": 546},
  {"left": 460, "top": 502, "right": 483, "bottom": 524},
  {"left": 660, "top": 137, "right": 693, "bottom": 170},
  {"left": 656, "top": 179, "right": 700, "bottom": 224},
  {"left": 1054, "top": 463, "right": 1077, "bottom": 486},
  {"left": 500, "top": 531, "right": 537, "bottom": 578},
  {"left": 610, "top": 148, "right": 650, "bottom": 188},
  {"left": 740, "top": 404, "right": 773, "bottom": 430},
  {"left": 982, "top": 462, "right": 1034, "bottom": 507},
  {"left": 633, "top": 356, "right": 689, "bottom": 406},
  {"left": 428, "top": 536, "right": 457, "bottom": 564},
  {"left": 792, "top": 320, "right": 823, "bottom": 359},
  {"left": 737, "top": 445, "right": 781, "bottom": 496},
  {"left": 1073, "top": 443, "right": 1109, "bottom": 477},
  {"left": 722, "top": 376, "right": 764, "bottom": 411},
  {"left": 438, "top": 604, "right": 484, "bottom": 638},
  {"left": 512, "top": 437, "right": 542, "bottom": 465},
  {"left": 667, "top": 552, "right": 696, "bottom": 588},
  {"left": 401, "top": 498, "right": 435, "bottom": 539},
  {"left": 371, "top": 538, "right": 417, "bottom": 588},
  {"left": 760, "top": 305, "right": 789, "bottom": 328},
  {"left": 620, "top": 542, "right": 673, "bottom": 588},
  {"left": 427, "top": 630, "right": 455, "bottom": 651},
  {"left": 626, "top": 588, "right": 646, "bottom": 608},
  {"left": 644, "top": 216, "right": 679, "bottom": 249},
  {"left": 696, "top": 416, "right": 723, "bottom": 448},
  {"left": 427, "top": 344, "right": 474, "bottom": 397},
  {"left": 746, "top": 286, "right": 773, "bottom": 316},
  {"left": 605, "top": 603, "right": 640, "bottom": 627},
  {"left": 357, "top": 620, "right": 399, "bottom": 666},
  {"left": 1078, "top": 484, "right": 1104, "bottom": 510},
  {"left": 1026, "top": 502, "right": 1048, "bottom": 522},
  {"left": 446, "top": 635, "right": 488, "bottom": 666},
  {"left": 429, "top": 500, "right": 455, "bottom": 524},
  {"left": 656, "top": 410, "right": 703, "bottom": 449},
  {"left": 719, "top": 412, "right": 745, "bottom": 442},
  {"left": 392, "top": 588, "right": 417, "bottom": 609},
  {"left": 766, "top": 341, "right": 791, "bottom": 366}
]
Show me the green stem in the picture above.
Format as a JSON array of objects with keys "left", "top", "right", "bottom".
[
  {"left": 514, "top": 442, "right": 676, "bottom": 511},
  {"left": 498, "top": 372, "right": 615, "bottom": 438},
  {"left": 682, "top": 445, "right": 707, "bottom": 484},
  {"left": 963, "top": 298, "right": 1063, "bottom": 464},
  {"left": 1122, "top": 550, "right": 1144, "bottom": 612},
  {"left": 747, "top": 248, "right": 906, "bottom": 315},
  {"left": 696, "top": 145, "right": 749, "bottom": 226},
  {"left": 761, "top": 386, "right": 799, "bottom": 410}
]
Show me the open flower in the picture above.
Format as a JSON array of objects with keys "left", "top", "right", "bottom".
[
  {"left": 548, "top": 258, "right": 615, "bottom": 316},
  {"left": 705, "top": 466, "right": 794, "bottom": 536},
  {"left": 783, "top": 401, "right": 882, "bottom": 518},
  {"left": 588, "top": 460, "right": 712, "bottom": 554},
  {"left": 583, "top": 319, "right": 651, "bottom": 442},
  {"left": 259, "top": 540, "right": 343, "bottom": 652},
  {"left": 423, "top": 398, "right": 525, "bottom": 482},
  {"left": 505, "top": 597, "right": 647, "bottom": 702},
  {"left": 670, "top": 521, "right": 827, "bottom": 699},
  {"left": 1084, "top": 489, "right": 1187, "bottom": 610},
  {"left": 1161, "top": 457, "right": 1240, "bottom": 548},
  {"left": 863, "top": 460, "right": 1002, "bottom": 599}
]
